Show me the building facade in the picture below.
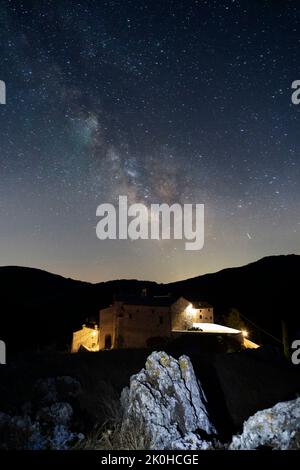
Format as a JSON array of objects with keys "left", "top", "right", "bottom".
[
  {"left": 71, "top": 323, "right": 99, "bottom": 352},
  {"left": 71, "top": 295, "right": 215, "bottom": 351},
  {"left": 99, "top": 297, "right": 173, "bottom": 350},
  {"left": 171, "top": 297, "right": 214, "bottom": 331},
  {"left": 71, "top": 294, "right": 259, "bottom": 351}
]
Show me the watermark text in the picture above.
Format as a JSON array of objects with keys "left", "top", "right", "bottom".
[
  {"left": 0, "top": 340, "right": 6, "bottom": 365},
  {"left": 291, "top": 80, "right": 300, "bottom": 105},
  {"left": 0, "top": 80, "right": 6, "bottom": 104},
  {"left": 291, "top": 339, "right": 300, "bottom": 365},
  {"left": 96, "top": 196, "right": 204, "bottom": 250}
]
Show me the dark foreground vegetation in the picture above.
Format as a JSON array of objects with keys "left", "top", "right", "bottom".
[{"left": 0, "top": 345, "right": 299, "bottom": 449}]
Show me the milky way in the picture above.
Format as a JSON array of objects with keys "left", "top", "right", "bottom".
[{"left": 0, "top": 1, "right": 299, "bottom": 282}]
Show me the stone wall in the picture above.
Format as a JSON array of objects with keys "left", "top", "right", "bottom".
[
  {"left": 99, "top": 303, "right": 171, "bottom": 349},
  {"left": 98, "top": 306, "right": 116, "bottom": 349},
  {"left": 71, "top": 326, "right": 99, "bottom": 352},
  {"left": 116, "top": 304, "right": 171, "bottom": 348},
  {"left": 171, "top": 297, "right": 214, "bottom": 330}
]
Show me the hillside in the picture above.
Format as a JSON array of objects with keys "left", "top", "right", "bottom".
[
  {"left": 0, "top": 255, "right": 299, "bottom": 350},
  {"left": 166, "top": 254, "right": 300, "bottom": 342}
]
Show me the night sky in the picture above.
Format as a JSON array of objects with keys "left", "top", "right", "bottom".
[{"left": 0, "top": 0, "right": 299, "bottom": 282}]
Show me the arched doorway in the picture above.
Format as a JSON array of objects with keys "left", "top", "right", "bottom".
[{"left": 104, "top": 334, "right": 112, "bottom": 349}]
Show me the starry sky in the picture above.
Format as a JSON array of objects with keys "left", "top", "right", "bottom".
[{"left": 0, "top": 0, "right": 299, "bottom": 282}]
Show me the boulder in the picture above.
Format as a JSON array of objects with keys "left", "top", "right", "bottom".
[
  {"left": 121, "top": 351, "right": 216, "bottom": 450},
  {"left": 0, "top": 376, "right": 84, "bottom": 450},
  {"left": 37, "top": 402, "right": 73, "bottom": 425},
  {"left": 34, "top": 376, "right": 82, "bottom": 405},
  {"left": 230, "top": 397, "right": 300, "bottom": 450}
]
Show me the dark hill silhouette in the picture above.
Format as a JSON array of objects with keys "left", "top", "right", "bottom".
[
  {"left": 165, "top": 254, "right": 300, "bottom": 343},
  {"left": 0, "top": 266, "right": 158, "bottom": 351},
  {"left": 0, "top": 255, "right": 299, "bottom": 351}
]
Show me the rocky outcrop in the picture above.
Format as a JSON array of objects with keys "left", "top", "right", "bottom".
[
  {"left": 120, "top": 351, "right": 216, "bottom": 450},
  {"left": 0, "top": 376, "right": 84, "bottom": 450},
  {"left": 37, "top": 402, "right": 73, "bottom": 426},
  {"left": 34, "top": 376, "right": 82, "bottom": 405},
  {"left": 230, "top": 397, "right": 300, "bottom": 450},
  {"left": 0, "top": 410, "right": 83, "bottom": 450}
]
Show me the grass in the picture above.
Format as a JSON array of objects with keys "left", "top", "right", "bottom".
[
  {"left": 75, "top": 391, "right": 155, "bottom": 450},
  {"left": 0, "top": 347, "right": 299, "bottom": 449},
  {"left": 77, "top": 419, "right": 154, "bottom": 450}
]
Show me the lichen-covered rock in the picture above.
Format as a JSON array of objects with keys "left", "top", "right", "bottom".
[
  {"left": 121, "top": 351, "right": 216, "bottom": 450},
  {"left": 230, "top": 397, "right": 300, "bottom": 450},
  {"left": 34, "top": 376, "right": 82, "bottom": 405},
  {"left": 0, "top": 412, "right": 45, "bottom": 450},
  {"left": 56, "top": 376, "right": 82, "bottom": 398},
  {"left": 0, "top": 405, "right": 84, "bottom": 450},
  {"left": 37, "top": 402, "right": 73, "bottom": 425},
  {"left": 49, "top": 425, "right": 84, "bottom": 450},
  {"left": 0, "top": 376, "right": 84, "bottom": 450},
  {"left": 34, "top": 378, "right": 58, "bottom": 405},
  {"left": 171, "top": 432, "right": 214, "bottom": 450}
]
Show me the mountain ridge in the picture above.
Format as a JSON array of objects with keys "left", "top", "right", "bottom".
[
  {"left": 2, "top": 253, "right": 298, "bottom": 285},
  {"left": 0, "top": 254, "right": 299, "bottom": 351}
]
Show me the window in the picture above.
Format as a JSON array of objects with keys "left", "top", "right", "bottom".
[{"left": 199, "top": 314, "right": 202, "bottom": 320}]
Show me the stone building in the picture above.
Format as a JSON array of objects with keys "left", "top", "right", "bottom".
[
  {"left": 71, "top": 295, "right": 216, "bottom": 351},
  {"left": 71, "top": 293, "right": 259, "bottom": 351},
  {"left": 99, "top": 295, "right": 173, "bottom": 350},
  {"left": 71, "top": 323, "right": 99, "bottom": 352},
  {"left": 171, "top": 297, "right": 214, "bottom": 331}
]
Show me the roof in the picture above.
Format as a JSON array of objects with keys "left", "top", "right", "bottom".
[
  {"left": 104, "top": 295, "right": 213, "bottom": 309},
  {"left": 243, "top": 338, "right": 260, "bottom": 349},
  {"left": 189, "top": 300, "right": 213, "bottom": 309},
  {"left": 80, "top": 321, "right": 98, "bottom": 330},
  {"left": 175, "top": 323, "right": 241, "bottom": 334},
  {"left": 174, "top": 296, "right": 213, "bottom": 308},
  {"left": 114, "top": 294, "right": 175, "bottom": 307}
]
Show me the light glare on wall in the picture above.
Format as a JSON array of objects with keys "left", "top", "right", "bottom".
[{"left": 185, "top": 303, "right": 198, "bottom": 316}]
